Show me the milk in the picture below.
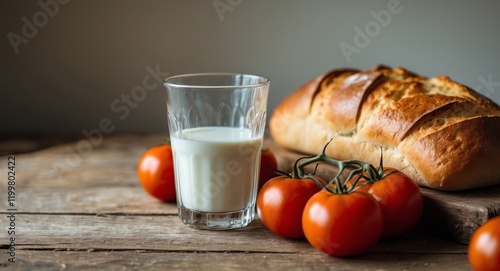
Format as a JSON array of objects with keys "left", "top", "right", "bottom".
[{"left": 170, "top": 127, "right": 262, "bottom": 213}]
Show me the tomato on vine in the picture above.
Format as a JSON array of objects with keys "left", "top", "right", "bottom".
[
  {"left": 257, "top": 176, "right": 323, "bottom": 239},
  {"left": 348, "top": 154, "right": 423, "bottom": 238},
  {"left": 302, "top": 188, "right": 383, "bottom": 256},
  {"left": 257, "top": 154, "right": 324, "bottom": 239},
  {"left": 297, "top": 143, "right": 384, "bottom": 256}
]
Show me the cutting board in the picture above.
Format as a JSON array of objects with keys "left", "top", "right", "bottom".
[{"left": 265, "top": 141, "right": 500, "bottom": 245}]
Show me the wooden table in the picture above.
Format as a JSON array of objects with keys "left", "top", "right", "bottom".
[{"left": 0, "top": 134, "right": 473, "bottom": 270}]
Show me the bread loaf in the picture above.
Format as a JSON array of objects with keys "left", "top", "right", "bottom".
[{"left": 270, "top": 65, "right": 500, "bottom": 191}]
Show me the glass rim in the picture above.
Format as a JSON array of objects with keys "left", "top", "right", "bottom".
[{"left": 163, "top": 72, "right": 270, "bottom": 89}]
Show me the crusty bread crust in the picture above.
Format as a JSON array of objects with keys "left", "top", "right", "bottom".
[{"left": 270, "top": 65, "right": 500, "bottom": 191}]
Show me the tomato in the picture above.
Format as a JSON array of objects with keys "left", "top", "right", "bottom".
[
  {"left": 258, "top": 148, "right": 278, "bottom": 191},
  {"left": 468, "top": 216, "right": 500, "bottom": 271},
  {"left": 137, "top": 144, "right": 176, "bottom": 202},
  {"left": 359, "top": 168, "right": 423, "bottom": 239},
  {"left": 257, "top": 176, "right": 322, "bottom": 239},
  {"left": 302, "top": 189, "right": 384, "bottom": 257}
]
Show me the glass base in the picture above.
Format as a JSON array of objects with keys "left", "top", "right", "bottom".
[{"left": 178, "top": 204, "right": 255, "bottom": 230}]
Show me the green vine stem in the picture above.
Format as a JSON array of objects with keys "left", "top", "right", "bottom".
[
  {"left": 293, "top": 139, "right": 382, "bottom": 194},
  {"left": 275, "top": 140, "right": 394, "bottom": 194}
]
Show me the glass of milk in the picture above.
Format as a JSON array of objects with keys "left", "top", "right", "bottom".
[{"left": 164, "top": 73, "right": 270, "bottom": 230}]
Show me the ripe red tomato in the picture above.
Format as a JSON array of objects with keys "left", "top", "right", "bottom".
[
  {"left": 361, "top": 168, "right": 423, "bottom": 238},
  {"left": 258, "top": 148, "right": 278, "bottom": 191},
  {"left": 257, "top": 176, "right": 322, "bottom": 239},
  {"left": 302, "top": 189, "right": 384, "bottom": 257},
  {"left": 468, "top": 216, "right": 500, "bottom": 271},
  {"left": 137, "top": 144, "right": 176, "bottom": 202}
]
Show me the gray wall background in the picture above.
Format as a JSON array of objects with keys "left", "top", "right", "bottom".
[{"left": 2, "top": 0, "right": 500, "bottom": 134}]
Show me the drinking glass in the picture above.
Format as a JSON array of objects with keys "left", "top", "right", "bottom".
[{"left": 164, "top": 73, "right": 270, "bottom": 230}]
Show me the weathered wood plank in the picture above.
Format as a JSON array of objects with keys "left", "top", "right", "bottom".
[
  {"left": 6, "top": 215, "right": 308, "bottom": 253},
  {"left": 3, "top": 214, "right": 467, "bottom": 254},
  {"left": 0, "top": 134, "right": 176, "bottom": 214},
  {"left": 0, "top": 134, "right": 161, "bottom": 190},
  {"left": 0, "top": 186, "right": 177, "bottom": 214},
  {"left": 268, "top": 141, "right": 500, "bottom": 245},
  {"left": 419, "top": 187, "right": 500, "bottom": 244},
  {"left": 4, "top": 250, "right": 471, "bottom": 271}
]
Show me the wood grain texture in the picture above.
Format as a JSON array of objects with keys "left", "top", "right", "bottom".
[
  {"left": 1, "top": 214, "right": 469, "bottom": 270},
  {"left": 2, "top": 250, "right": 470, "bottom": 271},
  {"left": 268, "top": 141, "right": 500, "bottom": 244},
  {"left": 0, "top": 134, "right": 474, "bottom": 270},
  {"left": 0, "top": 214, "right": 466, "bottom": 254}
]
